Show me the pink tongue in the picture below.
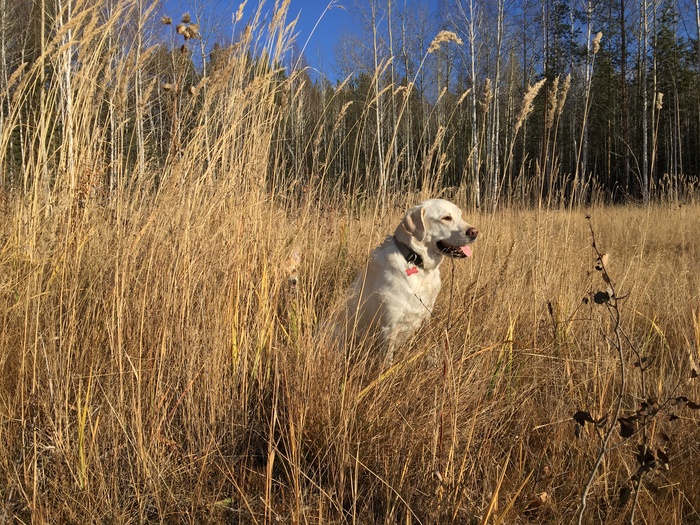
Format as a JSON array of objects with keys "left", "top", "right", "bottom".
[{"left": 461, "top": 245, "right": 472, "bottom": 257}]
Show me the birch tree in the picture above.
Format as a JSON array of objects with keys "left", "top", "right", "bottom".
[
  {"left": 452, "top": 0, "right": 482, "bottom": 208},
  {"left": 57, "top": 0, "right": 75, "bottom": 193},
  {"left": 619, "top": 0, "right": 630, "bottom": 195},
  {"left": 641, "top": 0, "right": 650, "bottom": 201},
  {"left": 489, "top": 0, "right": 507, "bottom": 208}
]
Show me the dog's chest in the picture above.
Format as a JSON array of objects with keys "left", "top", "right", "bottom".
[
  {"left": 371, "top": 260, "right": 442, "bottom": 317},
  {"left": 403, "top": 266, "right": 440, "bottom": 303}
]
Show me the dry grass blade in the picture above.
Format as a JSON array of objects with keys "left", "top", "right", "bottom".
[
  {"left": 492, "top": 469, "right": 535, "bottom": 525},
  {"left": 481, "top": 449, "right": 511, "bottom": 525}
]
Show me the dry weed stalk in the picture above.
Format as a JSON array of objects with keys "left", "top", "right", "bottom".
[
  {"left": 515, "top": 79, "right": 546, "bottom": 135},
  {"left": 576, "top": 219, "right": 628, "bottom": 524},
  {"left": 503, "top": 78, "right": 546, "bottom": 184},
  {"left": 541, "top": 74, "right": 571, "bottom": 207},
  {"left": 576, "top": 217, "right": 700, "bottom": 524}
]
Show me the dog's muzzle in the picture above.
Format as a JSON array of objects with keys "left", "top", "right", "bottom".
[
  {"left": 437, "top": 241, "right": 472, "bottom": 258},
  {"left": 437, "top": 227, "right": 478, "bottom": 258}
]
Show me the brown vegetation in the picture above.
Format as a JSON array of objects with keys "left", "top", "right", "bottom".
[
  {"left": 2, "top": 184, "right": 699, "bottom": 522},
  {"left": 0, "top": 1, "right": 698, "bottom": 523}
]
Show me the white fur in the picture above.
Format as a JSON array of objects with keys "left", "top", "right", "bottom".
[{"left": 334, "top": 199, "right": 478, "bottom": 364}]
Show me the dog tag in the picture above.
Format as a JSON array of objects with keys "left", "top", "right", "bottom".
[{"left": 406, "top": 266, "right": 418, "bottom": 276}]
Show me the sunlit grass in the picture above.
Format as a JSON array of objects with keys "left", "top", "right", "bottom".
[{"left": 0, "top": 0, "right": 698, "bottom": 522}]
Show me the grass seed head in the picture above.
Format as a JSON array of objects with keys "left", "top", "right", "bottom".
[
  {"left": 480, "top": 78, "right": 493, "bottom": 112},
  {"left": 185, "top": 24, "right": 200, "bottom": 39},
  {"left": 656, "top": 92, "right": 664, "bottom": 111},
  {"left": 557, "top": 74, "right": 571, "bottom": 115},
  {"left": 428, "top": 30, "right": 463, "bottom": 54},
  {"left": 235, "top": 1, "right": 247, "bottom": 23},
  {"left": 546, "top": 76, "right": 559, "bottom": 129}
]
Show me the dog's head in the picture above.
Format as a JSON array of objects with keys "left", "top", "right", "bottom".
[{"left": 394, "top": 199, "right": 478, "bottom": 267}]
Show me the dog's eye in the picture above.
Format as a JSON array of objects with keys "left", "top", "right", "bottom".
[{"left": 441, "top": 215, "right": 452, "bottom": 221}]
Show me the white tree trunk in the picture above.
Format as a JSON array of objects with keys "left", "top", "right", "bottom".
[
  {"left": 491, "top": 0, "right": 504, "bottom": 209},
  {"left": 372, "top": 1, "right": 386, "bottom": 205},
  {"left": 641, "top": 0, "right": 649, "bottom": 202},
  {"left": 468, "top": 0, "right": 480, "bottom": 209},
  {"left": 0, "top": 0, "right": 5, "bottom": 185},
  {"left": 57, "top": 0, "right": 75, "bottom": 188},
  {"left": 387, "top": 0, "right": 398, "bottom": 192},
  {"left": 135, "top": 0, "right": 146, "bottom": 180}
]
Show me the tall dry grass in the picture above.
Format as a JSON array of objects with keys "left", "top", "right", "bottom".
[{"left": 0, "top": 1, "right": 699, "bottom": 523}]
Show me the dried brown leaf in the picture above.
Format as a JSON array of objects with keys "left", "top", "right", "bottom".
[
  {"left": 670, "top": 396, "right": 688, "bottom": 406},
  {"left": 573, "top": 411, "right": 595, "bottom": 426},
  {"left": 656, "top": 432, "right": 670, "bottom": 444},
  {"left": 618, "top": 416, "right": 636, "bottom": 438},
  {"left": 619, "top": 486, "right": 632, "bottom": 506},
  {"left": 593, "top": 291, "right": 610, "bottom": 304}
]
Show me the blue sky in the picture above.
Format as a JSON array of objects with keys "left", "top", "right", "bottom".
[
  {"left": 287, "top": 1, "right": 351, "bottom": 78},
  {"left": 160, "top": 0, "right": 355, "bottom": 79}
]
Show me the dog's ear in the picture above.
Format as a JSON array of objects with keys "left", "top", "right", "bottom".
[{"left": 396, "top": 205, "right": 426, "bottom": 243}]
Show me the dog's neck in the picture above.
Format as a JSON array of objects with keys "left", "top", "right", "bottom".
[{"left": 393, "top": 236, "right": 424, "bottom": 267}]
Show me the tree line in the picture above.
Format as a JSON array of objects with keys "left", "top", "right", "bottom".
[{"left": 1, "top": 0, "right": 698, "bottom": 210}]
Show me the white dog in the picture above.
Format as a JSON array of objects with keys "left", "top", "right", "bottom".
[{"left": 334, "top": 199, "right": 478, "bottom": 364}]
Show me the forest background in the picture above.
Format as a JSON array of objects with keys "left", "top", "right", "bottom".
[{"left": 2, "top": 0, "right": 699, "bottom": 206}]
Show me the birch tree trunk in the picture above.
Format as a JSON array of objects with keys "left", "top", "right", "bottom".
[
  {"left": 490, "top": 0, "right": 504, "bottom": 209},
  {"left": 134, "top": 0, "right": 146, "bottom": 180},
  {"left": 0, "top": 0, "right": 5, "bottom": 185},
  {"left": 37, "top": 0, "right": 49, "bottom": 199},
  {"left": 400, "top": 8, "right": 415, "bottom": 186},
  {"left": 371, "top": 1, "right": 386, "bottom": 205},
  {"left": 467, "top": 0, "right": 480, "bottom": 208},
  {"left": 57, "top": 0, "right": 75, "bottom": 192},
  {"left": 696, "top": 0, "right": 700, "bottom": 154},
  {"left": 620, "top": 0, "right": 631, "bottom": 197},
  {"left": 387, "top": 0, "right": 398, "bottom": 193},
  {"left": 575, "top": 27, "right": 599, "bottom": 207},
  {"left": 641, "top": 0, "right": 650, "bottom": 202},
  {"left": 581, "top": 0, "right": 593, "bottom": 201}
]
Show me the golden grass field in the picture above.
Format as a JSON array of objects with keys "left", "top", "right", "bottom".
[
  {"left": 0, "top": 1, "right": 699, "bottom": 522},
  {"left": 1, "top": 187, "right": 699, "bottom": 523}
]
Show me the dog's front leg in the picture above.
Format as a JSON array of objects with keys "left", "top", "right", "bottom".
[{"left": 384, "top": 341, "right": 395, "bottom": 368}]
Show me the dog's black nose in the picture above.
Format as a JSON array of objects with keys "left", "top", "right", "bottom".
[{"left": 466, "top": 227, "right": 478, "bottom": 239}]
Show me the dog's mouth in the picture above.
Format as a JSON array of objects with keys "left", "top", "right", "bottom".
[{"left": 437, "top": 241, "right": 472, "bottom": 258}]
